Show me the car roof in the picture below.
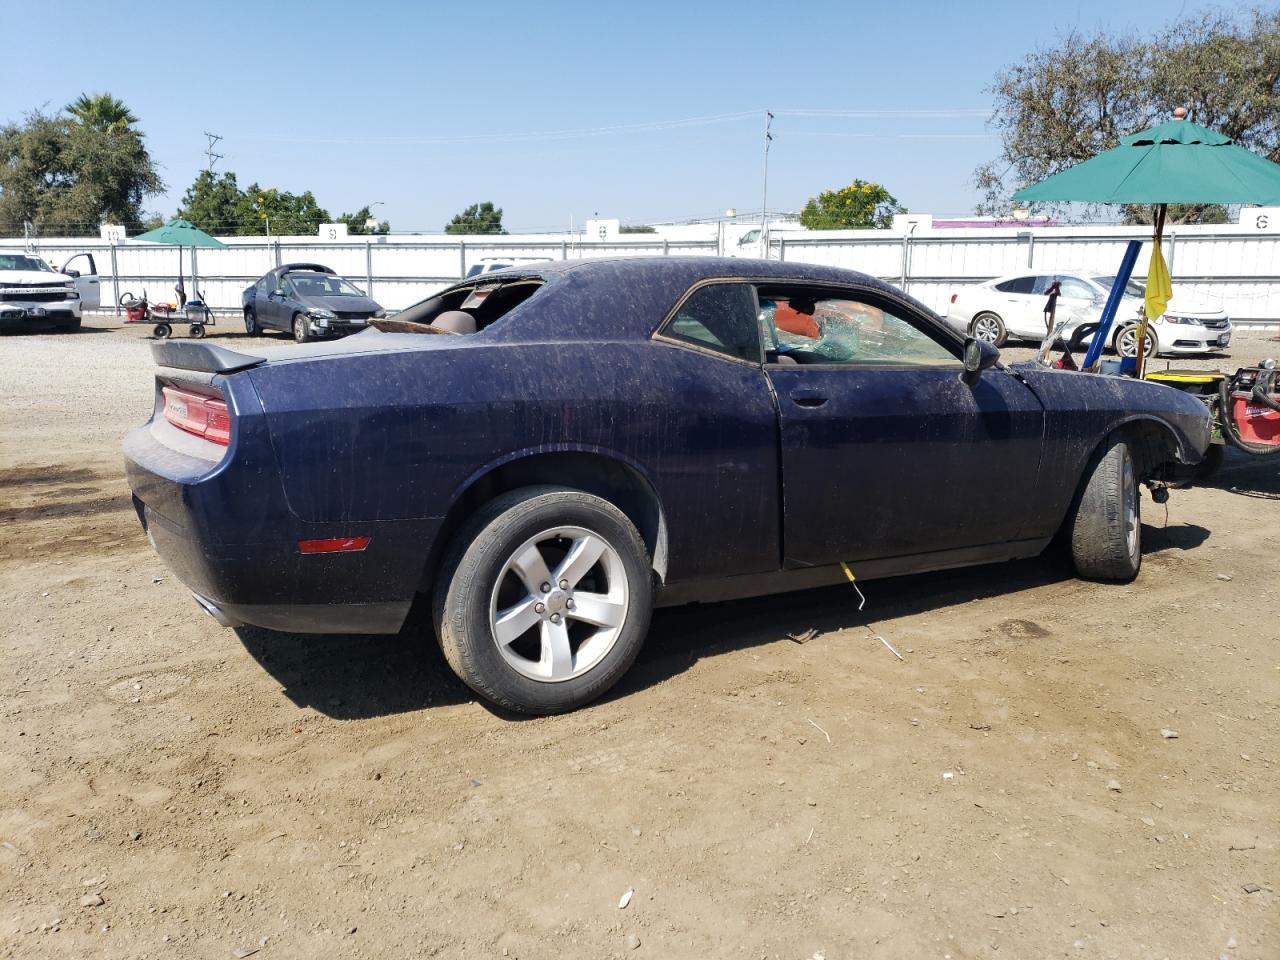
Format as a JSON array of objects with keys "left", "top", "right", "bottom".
[
  {"left": 452, "top": 256, "right": 945, "bottom": 342},
  {"left": 275, "top": 263, "right": 335, "bottom": 275}
]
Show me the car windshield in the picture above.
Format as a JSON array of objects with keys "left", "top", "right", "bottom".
[
  {"left": 286, "top": 273, "right": 366, "bottom": 297},
  {"left": 1093, "top": 276, "right": 1145, "bottom": 297},
  {"left": 0, "top": 254, "right": 54, "bottom": 272}
]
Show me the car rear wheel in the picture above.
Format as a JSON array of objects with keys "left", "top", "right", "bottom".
[
  {"left": 1068, "top": 437, "right": 1141, "bottom": 581},
  {"left": 244, "top": 307, "right": 261, "bottom": 337},
  {"left": 970, "top": 312, "right": 1007, "bottom": 347},
  {"left": 1114, "top": 323, "right": 1158, "bottom": 359},
  {"left": 292, "top": 312, "right": 312, "bottom": 344},
  {"left": 433, "top": 486, "right": 652, "bottom": 714}
]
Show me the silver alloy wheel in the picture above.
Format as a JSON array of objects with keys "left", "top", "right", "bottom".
[
  {"left": 294, "top": 314, "right": 307, "bottom": 341},
  {"left": 488, "top": 525, "right": 629, "bottom": 683},
  {"left": 1116, "top": 325, "right": 1153, "bottom": 359},
  {"left": 972, "top": 315, "right": 1001, "bottom": 343},
  {"left": 1121, "top": 452, "right": 1139, "bottom": 561},
  {"left": 245, "top": 309, "right": 257, "bottom": 334}
]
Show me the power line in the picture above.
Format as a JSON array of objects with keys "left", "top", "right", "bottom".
[{"left": 230, "top": 106, "right": 991, "bottom": 147}]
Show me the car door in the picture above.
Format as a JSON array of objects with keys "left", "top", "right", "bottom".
[
  {"left": 1053, "top": 275, "right": 1101, "bottom": 333},
  {"left": 261, "top": 274, "right": 288, "bottom": 329},
  {"left": 991, "top": 275, "right": 1045, "bottom": 337},
  {"left": 60, "top": 253, "right": 100, "bottom": 309},
  {"left": 759, "top": 285, "right": 1046, "bottom": 568}
]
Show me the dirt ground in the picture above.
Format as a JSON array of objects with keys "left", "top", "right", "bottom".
[{"left": 2, "top": 317, "right": 1277, "bottom": 960}]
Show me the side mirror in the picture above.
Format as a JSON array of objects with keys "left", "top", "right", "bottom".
[
  {"left": 961, "top": 336, "right": 1000, "bottom": 385},
  {"left": 64, "top": 269, "right": 81, "bottom": 278},
  {"left": 272, "top": 288, "right": 285, "bottom": 298}
]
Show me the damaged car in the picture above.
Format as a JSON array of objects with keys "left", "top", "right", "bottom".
[
  {"left": 242, "top": 263, "right": 385, "bottom": 342},
  {"left": 125, "top": 258, "right": 1211, "bottom": 714}
]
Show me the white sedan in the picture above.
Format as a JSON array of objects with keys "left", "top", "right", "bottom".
[{"left": 946, "top": 272, "right": 1232, "bottom": 358}]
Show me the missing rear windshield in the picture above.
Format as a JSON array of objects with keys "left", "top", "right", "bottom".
[{"left": 371, "top": 279, "right": 543, "bottom": 335}]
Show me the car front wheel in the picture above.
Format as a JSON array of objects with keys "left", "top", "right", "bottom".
[
  {"left": 970, "top": 312, "right": 1008, "bottom": 347},
  {"left": 292, "top": 312, "right": 312, "bottom": 344},
  {"left": 1068, "top": 437, "right": 1141, "bottom": 581},
  {"left": 1114, "top": 323, "right": 1157, "bottom": 359},
  {"left": 434, "top": 486, "right": 653, "bottom": 714}
]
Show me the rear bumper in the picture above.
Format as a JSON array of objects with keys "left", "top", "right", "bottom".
[
  {"left": 124, "top": 384, "right": 439, "bottom": 636},
  {"left": 191, "top": 590, "right": 411, "bottom": 633}
]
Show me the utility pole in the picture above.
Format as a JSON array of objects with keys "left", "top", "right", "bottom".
[
  {"left": 760, "top": 111, "right": 773, "bottom": 258},
  {"left": 203, "top": 131, "right": 224, "bottom": 172}
]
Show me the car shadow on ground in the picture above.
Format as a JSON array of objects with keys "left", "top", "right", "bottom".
[
  {"left": 1, "top": 326, "right": 111, "bottom": 336},
  {"left": 235, "top": 599, "right": 472, "bottom": 719},
  {"left": 236, "top": 524, "right": 1209, "bottom": 722},
  {"left": 1200, "top": 447, "right": 1280, "bottom": 500}
]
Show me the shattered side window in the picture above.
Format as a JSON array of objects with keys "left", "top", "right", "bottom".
[{"left": 760, "top": 292, "right": 960, "bottom": 367}]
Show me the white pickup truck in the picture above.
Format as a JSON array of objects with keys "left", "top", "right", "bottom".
[{"left": 0, "top": 251, "right": 100, "bottom": 332}]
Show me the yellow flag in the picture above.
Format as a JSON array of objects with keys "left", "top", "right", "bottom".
[{"left": 1145, "top": 239, "right": 1172, "bottom": 321}]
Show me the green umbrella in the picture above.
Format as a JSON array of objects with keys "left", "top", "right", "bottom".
[
  {"left": 132, "top": 218, "right": 226, "bottom": 307},
  {"left": 1012, "top": 110, "right": 1280, "bottom": 376},
  {"left": 1012, "top": 118, "right": 1280, "bottom": 206},
  {"left": 132, "top": 218, "right": 227, "bottom": 248}
]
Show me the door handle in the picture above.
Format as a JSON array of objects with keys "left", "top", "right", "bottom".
[{"left": 789, "top": 390, "right": 828, "bottom": 408}]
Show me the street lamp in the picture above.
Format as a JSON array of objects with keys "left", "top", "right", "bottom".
[{"left": 366, "top": 201, "right": 384, "bottom": 234}]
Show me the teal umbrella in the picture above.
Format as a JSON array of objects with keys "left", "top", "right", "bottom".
[
  {"left": 1012, "top": 110, "right": 1280, "bottom": 376},
  {"left": 132, "top": 218, "right": 226, "bottom": 306},
  {"left": 132, "top": 218, "right": 227, "bottom": 248},
  {"left": 1013, "top": 118, "right": 1280, "bottom": 206}
]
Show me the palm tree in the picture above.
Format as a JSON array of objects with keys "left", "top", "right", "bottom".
[{"left": 65, "top": 93, "right": 139, "bottom": 133}]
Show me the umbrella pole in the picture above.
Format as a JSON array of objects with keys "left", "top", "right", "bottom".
[{"left": 1133, "top": 203, "right": 1167, "bottom": 380}]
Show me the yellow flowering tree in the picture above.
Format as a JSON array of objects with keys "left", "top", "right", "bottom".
[{"left": 799, "top": 179, "right": 905, "bottom": 229}]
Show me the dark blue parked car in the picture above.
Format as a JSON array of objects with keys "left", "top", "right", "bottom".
[{"left": 124, "top": 258, "right": 1211, "bottom": 713}]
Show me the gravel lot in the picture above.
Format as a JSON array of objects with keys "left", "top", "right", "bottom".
[{"left": 2, "top": 316, "right": 1278, "bottom": 959}]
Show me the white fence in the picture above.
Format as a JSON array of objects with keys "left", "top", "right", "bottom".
[{"left": 15, "top": 224, "right": 1280, "bottom": 325}]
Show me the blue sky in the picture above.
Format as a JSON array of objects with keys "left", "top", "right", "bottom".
[{"left": 1, "top": 0, "right": 1227, "bottom": 232}]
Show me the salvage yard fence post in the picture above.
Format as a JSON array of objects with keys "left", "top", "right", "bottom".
[{"left": 109, "top": 243, "right": 120, "bottom": 316}]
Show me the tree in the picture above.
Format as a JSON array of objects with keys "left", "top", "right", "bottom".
[
  {"left": 233, "top": 184, "right": 330, "bottom": 236},
  {"left": 337, "top": 205, "right": 390, "bottom": 235},
  {"left": 799, "top": 180, "right": 904, "bottom": 230},
  {"left": 65, "top": 93, "right": 139, "bottom": 133},
  {"left": 975, "top": 6, "right": 1280, "bottom": 224},
  {"left": 178, "top": 171, "right": 244, "bottom": 233},
  {"left": 0, "top": 104, "right": 161, "bottom": 236},
  {"left": 445, "top": 201, "right": 506, "bottom": 235}
]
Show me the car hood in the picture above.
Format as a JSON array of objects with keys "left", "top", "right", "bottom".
[
  {"left": 302, "top": 295, "right": 381, "bottom": 314},
  {"left": 0, "top": 270, "right": 74, "bottom": 286},
  {"left": 1118, "top": 295, "right": 1225, "bottom": 320}
]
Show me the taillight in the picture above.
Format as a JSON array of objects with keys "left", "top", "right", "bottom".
[
  {"left": 162, "top": 386, "right": 231, "bottom": 445},
  {"left": 950, "top": 293, "right": 958, "bottom": 304}
]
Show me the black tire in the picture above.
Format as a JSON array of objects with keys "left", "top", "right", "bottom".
[
  {"left": 1068, "top": 437, "right": 1141, "bottom": 581},
  {"left": 189, "top": 324, "right": 206, "bottom": 339},
  {"left": 1114, "top": 323, "right": 1158, "bottom": 359},
  {"left": 244, "top": 307, "right": 262, "bottom": 337},
  {"left": 433, "top": 486, "right": 653, "bottom": 715},
  {"left": 153, "top": 323, "right": 171, "bottom": 340},
  {"left": 59, "top": 317, "right": 82, "bottom": 333},
  {"left": 970, "top": 311, "right": 1008, "bottom": 347},
  {"left": 292, "top": 312, "right": 312, "bottom": 344}
]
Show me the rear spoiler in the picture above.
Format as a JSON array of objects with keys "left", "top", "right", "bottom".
[{"left": 150, "top": 340, "right": 265, "bottom": 374}]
